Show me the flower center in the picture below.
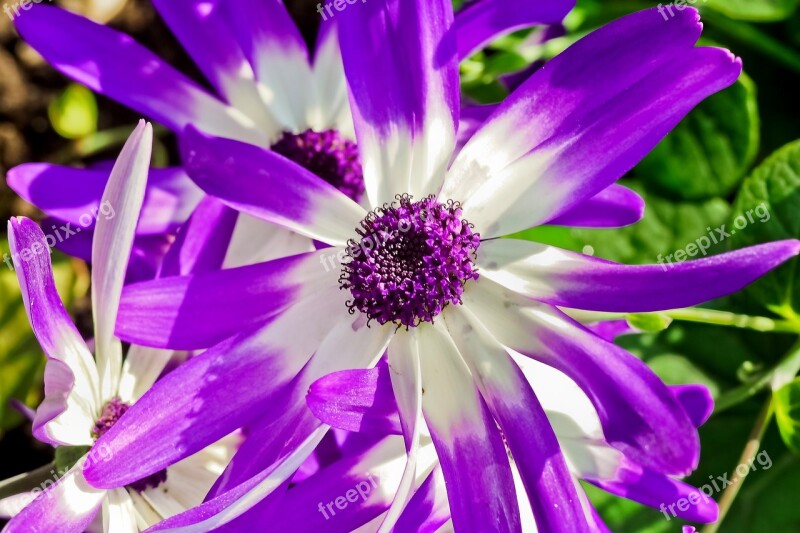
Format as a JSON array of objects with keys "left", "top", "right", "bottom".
[
  {"left": 271, "top": 129, "right": 364, "bottom": 203},
  {"left": 92, "top": 397, "right": 167, "bottom": 491},
  {"left": 91, "top": 396, "right": 130, "bottom": 439},
  {"left": 339, "top": 194, "right": 480, "bottom": 328}
]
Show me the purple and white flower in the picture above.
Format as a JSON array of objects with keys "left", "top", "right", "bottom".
[
  {"left": 8, "top": 0, "right": 574, "bottom": 278},
  {"left": 73, "top": 3, "right": 799, "bottom": 531},
  {"left": 0, "top": 122, "right": 238, "bottom": 532}
]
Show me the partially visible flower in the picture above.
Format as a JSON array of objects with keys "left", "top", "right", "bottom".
[
  {"left": 1, "top": 122, "right": 238, "bottom": 532},
  {"left": 78, "top": 4, "right": 800, "bottom": 532},
  {"left": 8, "top": 0, "right": 575, "bottom": 279}
]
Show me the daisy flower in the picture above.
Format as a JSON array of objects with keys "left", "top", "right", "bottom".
[
  {"left": 80, "top": 4, "right": 799, "bottom": 532},
  {"left": 8, "top": 0, "right": 574, "bottom": 278},
  {"left": 1, "top": 122, "right": 237, "bottom": 532}
]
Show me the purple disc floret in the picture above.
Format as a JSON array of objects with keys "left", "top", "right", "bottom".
[
  {"left": 340, "top": 194, "right": 480, "bottom": 328},
  {"left": 271, "top": 129, "right": 364, "bottom": 203}
]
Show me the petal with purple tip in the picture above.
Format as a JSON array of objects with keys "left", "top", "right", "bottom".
[
  {"left": 208, "top": 315, "right": 391, "bottom": 497},
  {"left": 545, "top": 184, "right": 645, "bottom": 228},
  {"left": 477, "top": 239, "right": 800, "bottom": 312},
  {"left": 152, "top": 0, "right": 279, "bottom": 136},
  {"left": 338, "top": 0, "right": 459, "bottom": 205},
  {"left": 445, "top": 8, "right": 741, "bottom": 237},
  {"left": 446, "top": 306, "right": 593, "bottom": 532},
  {"left": 116, "top": 249, "right": 335, "bottom": 350},
  {"left": 14, "top": 6, "right": 265, "bottom": 144},
  {"left": 307, "top": 361, "right": 402, "bottom": 435},
  {"left": 418, "top": 322, "right": 521, "bottom": 532},
  {"left": 220, "top": 0, "right": 313, "bottom": 132},
  {"left": 464, "top": 278, "right": 699, "bottom": 476},
  {"left": 181, "top": 127, "right": 365, "bottom": 246},
  {"left": 584, "top": 453, "right": 718, "bottom": 523},
  {"left": 3, "top": 466, "right": 104, "bottom": 533},
  {"left": 454, "top": 0, "right": 574, "bottom": 60},
  {"left": 8, "top": 217, "right": 98, "bottom": 446}
]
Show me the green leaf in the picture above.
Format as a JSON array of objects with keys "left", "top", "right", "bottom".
[
  {"left": 48, "top": 83, "right": 98, "bottom": 140},
  {"left": 775, "top": 377, "right": 800, "bottom": 453},
  {"left": 571, "top": 182, "right": 732, "bottom": 264},
  {"left": 705, "top": 0, "right": 800, "bottom": 22},
  {"left": 728, "top": 140, "right": 800, "bottom": 321},
  {"left": 0, "top": 243, "right": 89, "bottom": 433},
  {"left": 636, "top": 75, "right": 759, "bottom": 200}
]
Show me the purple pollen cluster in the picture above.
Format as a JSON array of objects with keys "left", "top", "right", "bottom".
[
  {"left": 91, "top": 396, "right": 130, "bottom": 440},
  {"left": 340, "top": 194, "right": 480, "bottom": 328},
  {"left": 271, "top": 129, "right": 364, "bottom": 203},
  {"left": 92, "top": 397, "right": 168, "bottom": 492}
]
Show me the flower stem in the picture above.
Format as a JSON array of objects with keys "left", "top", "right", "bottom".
[
  {"left": 662, "top": 308, "right": 800, "bottom": 334},
  {"left": 714, "top": 339, "right": 800, "bottom": 413},
  {"left": 702, "top": 395, "right": 774, "bottom": 533}
]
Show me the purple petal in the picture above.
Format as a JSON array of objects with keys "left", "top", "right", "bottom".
[
  {"left": 151, "top": 0, "right": 277, "bottom": 135},
  {"left": 671, "top": 384, "right": 714, "bottom": 428},
  {"left": 220, "top": 436, "right": 409, "bottom": 532},
  {"left": 338, "top": 0, "right": 459, "bottom": 205},
  {"left": 478, "top": 239, "right": 800, "bottom": 312},
  {"left": 464, "top": 279, "right": 700, "bottom": 476},
  {"left": 220, "top": 0, "right": 314, "bottom": 132},
  {"left": 585, "top": 319, "right": 637, "bottom": 342},
  {"left": 116, "top": 249, "right": 331, "bottom": 350},
  {"left": 208, "top": 317, "right": 391, "bottom": 497},
  {"left": 586, "top": 455, "right": 718, "bottom": 523},
  {"left": 43, "top": 217, "right": 170, "bottom": 283},
  {"left": 158, "top": 196, "right": 238, "bottom": 277},
  {"left": 307, "top": 361, "right": 402, "bottom": 435},
  {"left": 418, "top": 322, "right": 521, "bottom": 532},
  {"left": 454, "top": 0, "right": 574, "bottom": 60},
  {"left": 394, "top": 465, "right": 451, "bottom": 533},
  {"left": 143, "top": 427, "right": 330, "bottom": 531},
  {"left": 445, "top": 8, "right": 741, "bottom": 237},
  {"left": 14, "top": 5, "right": 265, "bottom": 144},
  {"left": 86, "top": 290, "right": 347, "bottom": 489},
  {"left": 7, "top": 217, "right": 99, "bottom": 446},
  {"left": 3, "top": 467, "right": 104, "bottom": 533},
  {"left": 545, "top": 184, "right": 645, "bottom": 228},
  {"left": 446, "top": 306, "right": 593, "bottom": 532},
  {"left": 181, "top": 126, "right": 365, "bottom": 246},
  {"left": 7, "top": 164, "right": 202, "bottom": 235}
]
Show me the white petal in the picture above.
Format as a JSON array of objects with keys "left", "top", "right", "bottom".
[
  {"left": 116, "top": 345, "right": 175, "bottom": 403},
  {"left": 92, "top": 120, "right": 152, "bottom": 402},
  {"left": 103, "top": 488, "right": 138, "bottom": 533},
  {"left": 223, "top": 213, "right": 314, "bottom": 269},
  {"left": 380, "top": 329, "right": 423, "bottom": 532}
]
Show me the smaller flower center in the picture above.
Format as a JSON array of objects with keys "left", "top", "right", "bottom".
[
  {"left": 91, "top": 397, "right": 130, "bottom": 440},
  {"left": 339, "top": 194, "right": 480, "bottom": 328},
  {"left": 92, "top": 397, "right": 168, "bottom": 492},
  {"left": 271, "top": 129, "right": 364, "bottom": 203}
]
